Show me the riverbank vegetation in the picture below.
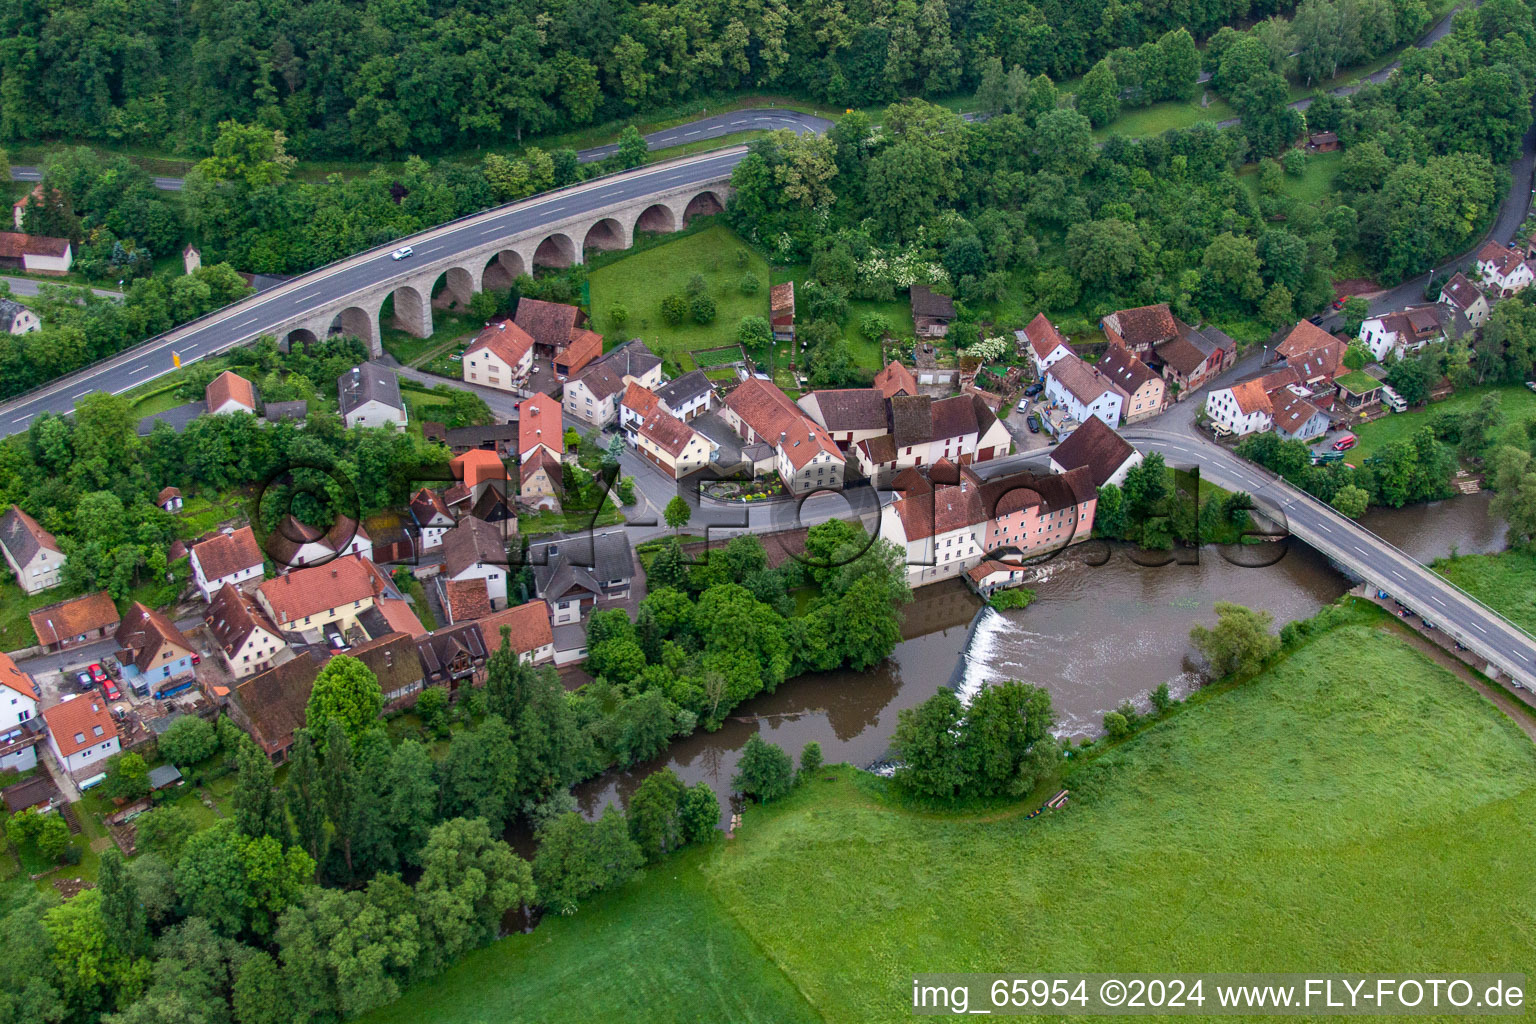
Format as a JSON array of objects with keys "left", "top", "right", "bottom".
[
  {"left": 1094, "top": 452, "right": 1256, "bottom": 548},
  {"left": 1435, "top": 548, "right": 1536, "bottom": 632},
  {"left": 359, "top": 609, "right": 1536, "bottom": 1024}
]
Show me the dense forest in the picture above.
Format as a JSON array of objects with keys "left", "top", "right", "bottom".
[{"left": 0, "top": 0, "right": 1306, "bottom": 157}]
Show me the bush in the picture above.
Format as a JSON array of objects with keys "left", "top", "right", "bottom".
[
  {"left": 737, "top": 315, "right": 771, "bottom": 347},
  {"left": 739, "top": 272, "right": 760, "bottom": 295},
  {"left": 735, "top": 249, "right": 750, "bottom": 269},
  {"left": 417, "top": 687, "right": 449, "bottom": 737},
  {"left": 686, "top": 273, "right": 707, "bottom": 296},
  {"left": 988, "top": 588, "right": 1036, "bottom": 611},
  {"left": 732, "top": 735, "right": 793, "bottom": 803},
  {"left": 37, "top": 815, "right": 71, "bottom": 863},
  {"left": 1102, "top": 711, "right": 1130, "bottom": 739},
  {"left": 660, "top": 294, "right": 688, "bottom": 325},
  {"left": 689, "top": 294, "right": 717, "bottom": 325},
  {"left": 608, "top": 303, "right": 629, "bottom": 332},
  {"left": 158, "top": 715, "right": 218, "bottom": 766},
  {"left": 1282, "top": 148, "right": 1306, "bottom": 177},
  {"left": 1150, "top": 682, "right": 1174, "bottom": 714},
  {"left": 798, "top": 742, "right": 823, "bottom": 776}
]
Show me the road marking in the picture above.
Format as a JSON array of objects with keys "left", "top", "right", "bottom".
[
  {"left": 1316, "top": 521, "right": 1331, "bottom": 533},
  {"left": 73, "top": 389, "right": 94, "bottom": 399},
  {"left": 685, "top": 130, "right": 700, "bottom": 137},
  {"left": 421, "top": 245, "right": 442, "bottom": 254},
  {"left": 10, "top": 414, "right": 32, "bottom": 424},
  {"left": 131, "top": 364, "right": 149, "bottom": 373},
  {"left": 1471, "top": 622, "right": 1488, "bottom": 634},
  {"left": 236, "top": 317, "right": 259, "bottom": 327},
  {"left": 1390, "top": 569, "right": 1405, "bottom": 580}
]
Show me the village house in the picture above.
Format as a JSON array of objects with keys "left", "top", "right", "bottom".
[
  {"left": 190, "top": 525, "right": 265, "bottom": 602},
  {"left": 157, "top": 487, "right": 183, "bottom": 512},
  {"left": 1334, "top": 369, "right": 1386, "bottom": 412},
  {"left": 620, "top": 381, "right": 662, "bottom": 440},
  {"left": 562, "top": 340, "right": 663, "bottom": 428},
  {"left": 797, "top": 389, "right": 890, "bottom": 449},
  {"left": 416, "top": 622, "right": 489, "bottom": 693},
  {"left": 1267, "top": 379, "right": 1333, "bottom": 442},
  {"left": 351, "top": 632, "right": 425, "bottom": 706},
  {"left": 440, "top": 578, "right": 494, "bottom": 624},
  {"left": 408, "top": 488, "right": 455, "bottom": 552},
  {"left": 116, "top": 602, "right": 196, "bottom": 694},
  {"left": 256, "top": 554, "right": 395, "bottom": 644},
  {"left": 265, "top": 514, "right": 373, "bottom": 570},
  {"left": 1358, "top": 304, "right": 1462, "bottom": 362},
  {"left": 770, "top": 281, "right": 796, "bottom": 341},
  {"left": 263, "top": 400, "right": 308, "bottom": 424},
  {"left": 1152, "top": 323, "right": 1235, "bottom": 395},
  {"left": 0, "top": 297, "right": 39, "bottom": 335},
  {"left": 1019, "top": 313, "right": 1073, "bottom": 376},
  {"left": 723, "top": 377, "right": 846, "bottom": 495},
  {"left": 520, "top": 449, "right": 563, "bottom": 509},
  {"left": 338, "top": 366, "right": 408, "bottom": 430},
  {"left": 1100, "top": 304, "right": 1182, "bottom": 359},
  {"left": 228, "top": 652, "right": 322, "bottom": 762},
  {"left": 183, "top": 243, "right": 201, "bottom": 275},
  {"left": 0, "top": 653, "right": 42, "bottom": 773},
  {"left": 514, "top": 297, "right": 602, "bottom": 378},
  {"left": 28, "top": 592, "right": 120, "bottom": 653},
  {"left": 1046, "top": 416, "right": 1143, "bottom": 487},
  {"left": 1475, "top": 240, "right": 1535, "bottom": 296},
  {"left": 42, "top": 695, "right": 118, "bottom": 777},
  {"left": 477, "top": 601, "right": 556, "bottom": 665},
  {"left": 1205, "top": 366, "right": 1331, "bottom": 442},
  {"left": 966, "top": 560, "right": 1032, "bottom": 598},
  {"left": 874, "top": 360, "right": 918, "bottom": 399},
  {"left": 206, "top": 583, "right": 286, "bottom": 680},
  {"left": 10, "top": 185, "right": 46, "bottom": 229},
  {"left": 0, "top": 231, "right": 72, "bottom": 274},
  {"left": 450, "top": 448, "right": 512, "bottom": 503},
  {"left": 206, "top": 370, "right": 257, "bottom": 416},
  {"left": 635, "top": 407, "right": 717, "bottom": 479},
  {"left": 878, "top": 462, "right": 1098, "bottom": 588},
  {"left": 1274, "top": 320, "right": 1346, "bottom": 388},
  {"left": 531, "top": 532, "right": 637, "bottom": 626},
  {"left": 1305, "top": 131, "right": 1340, "bottom": 152},
  {"left": 0, "top": 505, "right": 66, "bottom": 594},
  {"left": 910, "top": 285, "right": 956, "bottom": 338},
  {"left": 361, "top": 595, "right": 428, "bottom": 640},
  {"left": 440, "top": 516, "right": 513, "bottom": 608},
  {"left": 1044, "top": 353, "right": 1127, "bottom": 429},
  {"left": 1096, "top": 345, "right": 1166, "bottom": 423},
  {"left": 654, "top": 370, "right": 715, "bottom": 421},
  {"left": 462, "top": 319, "right": 536, "bottom": 392},
  {"left": 1439, "top": 272, "right": 1491, "bottom": 328},
  {"left": 850, "top": 393, "right": 1010, "bottom": 484},
  {"left": 518, "top": 391, "right": 563, "bottom": 465}
]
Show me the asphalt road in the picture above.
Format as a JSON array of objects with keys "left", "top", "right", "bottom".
[
  {"left": 0, "top": 147, "right": 749, "bottom": 435},
  {"left": 575, "top": 108, "right": 831, "bottom": 162},
  {"left": 0, "top": 275, "right": 121, "bottom": 299}
]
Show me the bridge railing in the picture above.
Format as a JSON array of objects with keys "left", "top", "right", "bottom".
[{"left": 0, "top": 146, "right": 747, "bottom": 412}]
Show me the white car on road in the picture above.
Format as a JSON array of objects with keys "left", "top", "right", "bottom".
[{"left": 391, "top": 246, "right": 414, "bottom": 261}]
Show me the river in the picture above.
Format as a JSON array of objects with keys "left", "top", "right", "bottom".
[{"left": 572, "top": 493, "right": 1504, "bottom": 825}]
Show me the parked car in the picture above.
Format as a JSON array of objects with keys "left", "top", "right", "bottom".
[
  {"left": 327, "top": 633, "right": 349, "bottom": 652},
  {"left": 1016, "top": 400, "right": 1029, "bottom": 414},
  {"left": 1024, "top": 382, "right": 1044, "bottom": 397},
  {"left": 100, "top": 678, "right": 121, "bottom": 701},
  {"left": 87, "top": 663, "right": 108, "bottom": 684},
  {"left": 390, "top": 245, "right": 414, "bottom": 261},
  {"left": 1332, "top": 296, "right": 1347, "bottom": 310},
  {"left": 75, "top": 671, "right": 94, "bottom": 691},
  {"left": 1027, "top": 414, "right": 1041, "bottom": 434},
  {"left": 1331, "top": 434, "right": 1358, "bottom": 452},
  {"left": 191, "top": 652, "right": 201, "bottom": 666}
]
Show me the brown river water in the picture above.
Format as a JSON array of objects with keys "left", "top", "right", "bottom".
[{"left": 571, "top": 494, "right": 1506, "bottom": 826}]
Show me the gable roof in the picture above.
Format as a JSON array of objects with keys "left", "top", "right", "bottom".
[
  {"left": 258, "top": 554, "right": 389, "bottom": 625},
  {"left": 1047, "top": 354, "right": 1127, "bottom": 406},
  {"left": 115, "top": 602, "right": 193, "bottom": 673},
  {"left": 1047, "top": 417, "right": 1136, "bottom": 487},
  {"left": 1477, "top": 240, "right": 1527, "bottom": 278},
  {"left": 350, "top": 632, "right": 424, "bottom": 697},
  {"left": 442, "top": 577, "right": 493, "bottom": 623},
  {"left": 191, "top": 526, "right": 264, "bottom": 582},
  {"left": 1105, "top": 304, "right": 1179, "bottom": 346},
  {"left": 263, "top": 514, "right": 369, "bottom": 568},
  {"left": 873, "top": 361, "right": 918, "bottom": 398},
  {"left": 1, "top": 505, "right": 62, "bottom": 566},
  {"left": 451, "top": 448, "right": 509, "bottom": 490},
  {"left": 655, "top": 369, "right": 712, "bottom": 409},
  {"left": 857, "top": 433, "right": 898, "bottom": 466},
  {"left": 1227, "top": 378, "right": 1273, "bottom": 417},
  {"left": 622, "top": 381, "right": 662, "bottom": 417},
  {"left": 770, "top": 281, "right": 795, "bottom": 319},
  {"left": 1153, "top": 327, "right": 1219, "bottom": 377},
  {"left": 441, "top": 516, "right": 510, "bottom": 579},
  {"left": 43, "top": 696, "right": 117, "bottom": 757},
  {"left": 1021, "top": 313, "right": 1070, "bottom": 360},
  {"left": 514, "top": 297, "right": 584, "bottom": 350},
  {"left": 1268, "top": 387, "right": 1326, "bottom": 435},
  {"left": 409, "top": 487, "right": 453, "bottom": 527},
  {"left": 469, "top": 480, "right": 514, "bottom": 522},
  {"left": 477, "top": 601, "right": 554, "bottom": 656},
  {"left": 1096, "top": 344, "right": 1160, "bottom": 394},
  {"left": 0, "top": 231, "right": 70, "bottom": 259},
  {"left": 0, "top": 652, "right": 38, "bottom": 702},
  {"left": 205, "top": 583, "right": 281, "bottom": 657},
  {"left": 531, "top": 531, "right": 634, "bottom": 591},
  {"left": 29, "top": 592, "right": 120, "bottom": 647},
  {"left": 338, "top": 366, "right": 404, "bottom": 416},
  {"left": 725, "top": 378, "right": 843, "bottom": 468},
  {"left": 465, "top": 319, "right": 536, "bottom": 369},
  {"left": 930, "top": 394, "right": 980, "bottom": 441},
  {"left": 1285, "top": 338, "right": 1344, "bottom": 382},
  {"left": 206, "top": 370, "right": 256, "bottom": 413},
  {"left": 1275, "top": 319, "right": 1338, "bottom": 360},
  {"left": 0, "top": 298, "right": 31, "bottom": 330},
  {"left": 518, "top": 392, "right": 561, "bottom": 457},
  {"left": 637, "top": 408, "right": 701, "bottom": 459},
  {"left": 910, "top": 285, "right": 956, "bottom": 320},
  {"left": 234, "top": 653, "right": 322, "bottom": 754},
  {"left": 416, "top": 622, "right": 488, "bottom": 679},
  {"left": 1440, "top": 272, "right": 1485, "bottom": 312},
  {"left": 156, "top": 486, "right": 182, "bottom": 505},
  {"left": 802, "top": 389, "right": 888, "bottom": 432}
]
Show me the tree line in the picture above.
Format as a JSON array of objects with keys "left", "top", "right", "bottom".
[{"left": 0, "top": 0, "right": 1302, "bottom": 159}]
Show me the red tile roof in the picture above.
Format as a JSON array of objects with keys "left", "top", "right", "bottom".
[
  {"left": 157, "top": 486, "right": 182, "bottom": 505},
  {"left": 0, "top": 652, "right": 37, "bottom": 701},
  {"left": 478, "top": 600, "right": 554, "bottom": 656},
  {"left": 622, "top": 382, "right": 661, "bottom": 417},
  {"left": 257, "top": 554, "right": 388, "bottom": 625},
  {"left": 43, "top": 696, "right": 117, "bottom": 757},
  {"left": 1096, "top": 345, "right": 1160, "bottom": 394},
  {"left": 29, "top": 592, "right": 120, "bottom": 647},
  {"left": 1105, "top": 304, "right": 1178, "bottom": 346},
  {"left": 1275, "top": 319, "right": 1338, "bottom": 360},
  {"left": 191, "top": 526, "right": 264, "bottom": 582},
  {"left": 465, "top": 319, "right": 535, "bottom": 369},
  {"left": 638, "top": 407, "right": 699, "bottom": 458},
  {"left": 518, "top": 392, "right": 562, "bottom": 459},
  {"left": 206, "top": 583, "right": 281, "bottom": 657},
  {"left": 206, "top": 370, "right": 256, "bottom": 412},
  {"left": 1440, "top": 273, "right": 1485, "bottom": 312},
  {"left": 443, "top": 578, "right": 493, "bottom": 623},
  {"left": 1228, "top": 378, "right": 1273, "bottom": 417},
  {"left": 726, "top": 378, "right": 842, "bottom": 470},
  {"left": 450, "top": 449, "right": 509, "bottom": 490},
  {"left": 514, "top": 298, "right": 584, "bottom": 350},
  {"left": 556, "top": 329, "right": 603, "bottom": 375},
  {"left": 1047, "top": 354, "right": 1127, "bottom": 407},
  {"left": 375, "top": 597, "right": 427, "bottom": 638},
  {"left": 1047, "top": 416, "right": 1136, "bottom": 487},
  {"left": 0, "top": 231, "right": 70, "bottom": 259},
  {"left": 873, "top": 361, "right": 918, "bottom": 398},
  {"left": 1022, "top": 313, "right": 1069, "bottom": 360},
  {"left": 1478, "top": 241, "right": 1527, "bottom": 278},
  {"left": 116, "top": 602, "right": 193, "bottom": 674}
]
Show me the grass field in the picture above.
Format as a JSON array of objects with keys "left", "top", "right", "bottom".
[
  {"left": 381, "top": 310, "right": 484, "bottom": 367},
  {"left": 1239, "top": 149, "right": 1345, "bottom": 207},
  {"left": 772, "top": 264, "right": 913, "bottom": 377},
  {"left": 587, "top": 223, "right": 770, "bottom": 375},
  {"left": 1092, "top": 93, "right": 1237, "bottom": 140},
  {"left": 1350, "top": 383, "right": 1536, "bottom": 464},
  {"left": 363, "top": 620, "right": 1536, "bottom": 1024},
  {"left": 1434, "top": 548, "right": 1536, "bottom": 635}
]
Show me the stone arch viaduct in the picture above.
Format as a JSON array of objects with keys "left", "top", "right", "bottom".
[{"left": 273, "top": 182, "right": 730, "bottom": 356}]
